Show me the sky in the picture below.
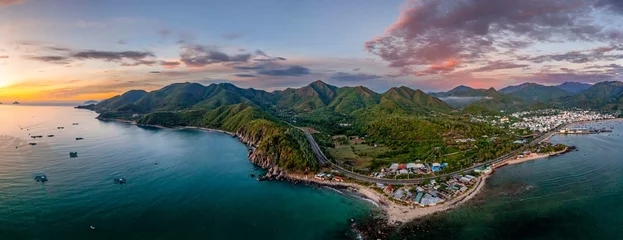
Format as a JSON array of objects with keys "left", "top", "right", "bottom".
[{"left": 1, "top": 0, "right": 623, "bottom": 102}]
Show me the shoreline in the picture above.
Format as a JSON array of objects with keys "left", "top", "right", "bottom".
[
  {"left": 97, "top": 116, "right": 621, "bottom": 225},
  {"left": 97, "top": 117, "right": 236, "bottom": 136},
  {"left": 503, "top": 147, "right": 568, "bottom": 166},
  {"left": 286, "top": 173, "right": 489, "bottom": 225}
]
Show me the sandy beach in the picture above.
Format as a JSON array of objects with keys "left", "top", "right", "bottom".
[
  {"left": 504, "top": 148, "right": 568, "bottom": 166},
  {"left": 287, "top": 173, "right": 489, "bottom": 224}
]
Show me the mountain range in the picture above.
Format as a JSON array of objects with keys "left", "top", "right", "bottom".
[{"left": 87, "top": 80, "right": 622, "bottom": 172}]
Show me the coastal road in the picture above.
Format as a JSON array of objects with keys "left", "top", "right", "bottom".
[{"left": 302, "top": 125, "right": 564, "bottom": 185}]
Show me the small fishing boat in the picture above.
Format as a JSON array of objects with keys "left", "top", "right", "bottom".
[
  {"left": 90, "top": 226, "right": 96, "bottom": 230},
  {"left": 75, "top": 137, "right": 84, "bottom": 140},
  {"left": 113, "top": 178, "right": 127, "bottom": 184},
  {"left": 34, "top": 174, "right": 48, "bottom": 182},
  {"left": 47, "top": 135, "right": 55, "bottom": 137},
  {"left": 69, "top": 152, "right": 78, "bottom": 158},
  {"left": 29, "top": 143, "right": 37, "bottom": 146},
  {"left": 73, "top": 123, "right": 79, "bottom": 125},
  {"left": 58, "top": 127, "right": 64, "bottom": 129}
]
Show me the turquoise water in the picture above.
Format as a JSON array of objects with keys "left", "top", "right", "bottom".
[
  {"left": 395, "top": 120, "right": 623, "bottom": 239},
  {"left": 0, "top": 106, "right": 373, "bottom": 239}
]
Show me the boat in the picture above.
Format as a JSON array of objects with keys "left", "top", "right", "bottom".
[
  {"left": 113, "top": 178, "right": 127, "bottom": 184},
  {"left": 69, "top": 152, "right": 78, "bottom": 158},
  {"left": 58, "top": 127, "right": 64, "bottom": 129},
  {"left": 72, "top": 123, "right": 79, "bottom": 125},
  {"left": 90, "top": 226, "right": 96, "bottom": 230},
  {"left": 29, "top": 143, "right": 37, "bottom": 146},
  {"left": 34, "top": 174, "right": 48, "bottom": 182},
  {"left": 47, "top": 135, "right": 55, "bottom": 137},
  {"left": 75, "top": 137, "right": 84, "bottom": 140}
]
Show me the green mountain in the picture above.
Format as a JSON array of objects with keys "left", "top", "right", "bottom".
[
  {"left": 557, "top": 82, "right": 592, "bottom": 94},
  {"left": 95, "top": 90, "right": 147, "bottom": 112},
  {"left": 499, "top": 83, "right": 572, "bottom": 103},
  {"left": 462, "top": 88, "right": 530, "bottom": 114},
  {"left": 93, "top": 80, "right": 455, "bottom": 172},
  {"left": 274, "top": 80, "right": 338, "bottom": 112},
  {"left": 375, "top": 87, "right": 453, "bottom": 114},
  {"left": 554, "top": 81, "right": 623, "bottom": 111}
]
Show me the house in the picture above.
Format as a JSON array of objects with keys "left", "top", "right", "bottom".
[
  {"left": 398, "top": 163, "right": 407, "bottom": 170},
  {"left": 333, "top": 176, "right": 344, "bottom": 182},
  {"left": 393, "top": 189, "right": 404, "bottom": 199},
  {"left": 314, "top": 173, "right": 326, "bottom": 180},
  {"left": 384, "top": 185, "right": 394, "bottom": 194},
  {"left": 389, "top": 163, "right": 399, "bottom": 171},
  {"left": 414, "top": 163, "right": 426, "bottom": 169},
  {"left": 431, "top": 163, "right": 442, "bottom": 172},
  {"left": 406, "top": 163, "right": 417, "bottom": 169},
  {"left": 459, "top": 177, "right": 472, "bottom": 183},
  {"left": 398, "top": 169, "right": 409, "bottom": 175}
]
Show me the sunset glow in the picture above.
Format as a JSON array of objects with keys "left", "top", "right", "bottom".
[{"left": 1, "top": 0, "right": 623, "bottom": 102}]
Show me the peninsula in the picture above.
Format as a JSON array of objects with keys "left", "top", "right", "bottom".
[{"left": 83, "top": 80, "right": 622, "bottom": 224}]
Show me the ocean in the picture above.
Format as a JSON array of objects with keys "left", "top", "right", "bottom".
[{"left": 0, "top": 105, "right": 375, "bottom": 239}]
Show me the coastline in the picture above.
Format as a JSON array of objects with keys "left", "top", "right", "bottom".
[
  {"left": 286, "top": 173, "right": 489, "bottom": 224},
  {"left": 96, "top": 116, "right": 621, "bottom": 225},
  {"left": 97, "top": 117, "right": 236, "bottom": 136},
  {"left": 503, "top": 147, "right": 568, "bottom": 166}
]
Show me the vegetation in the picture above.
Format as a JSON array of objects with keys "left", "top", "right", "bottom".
[{"left": 91, "top": 80, "right": 622, "bottom": 173}]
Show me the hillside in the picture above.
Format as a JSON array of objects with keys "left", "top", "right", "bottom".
[
  {"left": 499, "top": 83, "right": 572, "bottom": 103},
  {"left": 553, "top": 81, "right": 623, "bottom": 111},
  {"left": 92, "top": 80, "right": 456, "bottom": 172},
  {"left": 557, "top": 82, "right": 592, "bottom": 94}
]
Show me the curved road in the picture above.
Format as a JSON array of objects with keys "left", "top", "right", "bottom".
[{"left": 303, "top": 125, "right": 565, "bottom": 185}]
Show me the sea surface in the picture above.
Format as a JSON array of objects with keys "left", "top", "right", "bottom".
[
  {"left": 394, "top": 120, "right": 623, "bottom": 239},
  {"left": 0, "top": 105, "right": 374, "bottom": 239}
]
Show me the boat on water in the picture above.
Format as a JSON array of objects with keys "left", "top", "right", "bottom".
[
  {"left": 29, "top": 143, "right": 37, "bottom": 146},
  {"left": 113, "top": 178, "right": 127, "bottom": 184},
  {"left": 34, "top": 174, "right": 48, "bottom": 182},
  {"left": 69, "top": 152, "right": 78, "bottom": 158},
  {"left": 72, "top": 123, "right": 79, "bottom": 125},
  {"left": 75, "top": 137, "right": 84, "bottom": 140},
  {"left": 58, "top": 127, "right": 64, "bottom": 129},
  {"left": 90, "top": 226, "right": 96, "bottom": 230},
  {"left": 47, "top": 135, "right": 55, "bottom": 137}
]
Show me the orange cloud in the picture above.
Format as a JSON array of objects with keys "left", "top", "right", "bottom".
[{"left": 415, "top": 59, "right": 461, "bottom": 76}]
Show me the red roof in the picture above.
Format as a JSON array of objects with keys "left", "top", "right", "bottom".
[{"left": 398, "top": 164, "right": 407, "bottom": 170}]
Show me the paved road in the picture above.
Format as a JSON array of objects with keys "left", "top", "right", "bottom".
[{"left": 302, "top": 125, "right": 565, "bottom": 185}]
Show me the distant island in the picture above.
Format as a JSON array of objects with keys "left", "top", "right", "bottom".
[
  {"left": 83, "top": 80, "right": 622, "bottom": 224},
  {"left": 13, "top": 101, "right": 20, "bottom": 105}
]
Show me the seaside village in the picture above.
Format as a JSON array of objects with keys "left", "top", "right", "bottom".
[
  {"left": 315, "top": 165, "right": 490, "bottom": 207},
  {"left": 312, "top": 109, "right": 616, "bottom": 208}
]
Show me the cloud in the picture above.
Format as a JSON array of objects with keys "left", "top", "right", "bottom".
[
  {"left": 256, "top": 65, "right": 311, "bottom": 76},
  {"left": 24, "top": 55, "right": 70, "bottom": 64},
  {"left": 519, "top": 48, "right": 623, "bottom": 63},
  {"left": 0, "top": 55, "right": 8, "bottom": 59},
  {"left": 415, "top": 60, "right": 461, "bottom": 76},
  {"left": 160, "top": 60, "right": 181, "bottom": 68},
  {"left": 234, "top": 74, "right": 256, "bottom": 78},
  {"left": 179, "top": 44, "right": 251, "bottom": 67},
  {"left": 221, "top": 33, "right": 241, "bottom": 40},
  {"left": 72, "top": 50, "right": 155, "bottom": 61},
  {"left": 117, "top": 40, "right": 127, "bottom": 45},
  {"left": 365, "top": 0, "right": 623, "bottom": 74},
  {"left": 252, "top": 50, "right": 287, "bottom": 62},
  {"left": 470, "top": 61, "right": 529, "bottom": 72},
  {"left": 120, "top": 60, "right": 157, "bottom": 67},
  {"left": 0, "top": 0, "right": 24, "bottom": 7},
  {"left": 158, "top": 29, "right": 171, "bottom": 39},
  {"left": 329, "top": 72, "right": 382, "bottom": 82}
]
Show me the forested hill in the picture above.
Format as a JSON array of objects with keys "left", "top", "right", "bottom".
[{"left": 91, "top": 80, "right": 453, "bottom": 172}]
